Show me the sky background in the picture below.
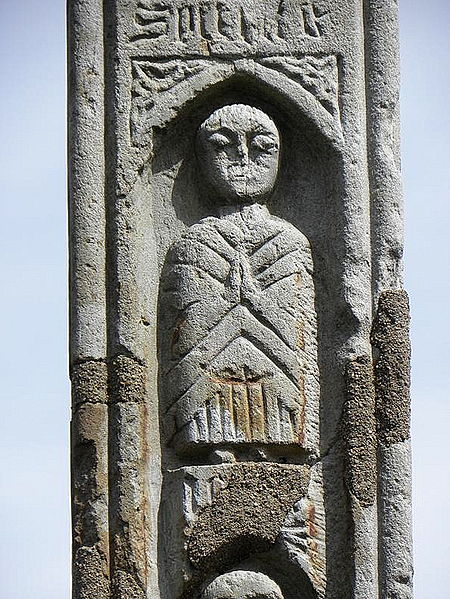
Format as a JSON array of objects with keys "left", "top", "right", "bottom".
[{"left": 0, "top": 1, "right": 448, "bottom": 597}]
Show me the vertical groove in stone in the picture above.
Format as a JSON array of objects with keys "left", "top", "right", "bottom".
[
  {"left": 372, "top": 290, "right": 413, "bottom": 598},
  {"left": 343, "top": 355, "right": 378, "bottom": 599},
  {"left": 365, "top": 0, "right": 404, "bottom": 299},
  {"left": 365, "top": 1, "right": 411, "bottom": 595},
  {"left": 103, "top": 0, "right": 158, "bottom": 590},
  {"left": 67, "top": 0, "right": 107, "bottom": 363},
  {"left": 68, "top": 0, "right": 109, "bottom": 595},
  {"left": 103, "top": 0, "right": 151, "bottom": 593}
]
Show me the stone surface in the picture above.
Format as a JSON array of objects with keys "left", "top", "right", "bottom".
[
  {"left": 371, "top": 290, "right": 411, "bottom": 446},
  {"left": 343, "top": 355, "right": 376, "bottom": 506},
  {"left": 160, "top": 106, "right": 319, "bottom": 455},
  {"left": 68, "top": 1, "right": 412, "bottom": 597},
  {"left": 372, "top": 291, "right": 413, "bottom": 599},
  {"left": 201, "top": 570, "right": 284, "bottom": 599}
]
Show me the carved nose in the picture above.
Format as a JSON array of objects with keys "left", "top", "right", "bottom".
[{"left": 237, "top": 142, "right": 249, "bottom": 163}]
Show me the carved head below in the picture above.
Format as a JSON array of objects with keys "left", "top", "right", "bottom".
[
  {"left": 200, "top": 570, "right": 284, "bottom": 599},
  {"left": 196, "top": 104, "right": 280, "bottom": 205}
]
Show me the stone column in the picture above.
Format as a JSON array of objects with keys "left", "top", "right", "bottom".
[
  {"left": 68, "top": 2, "right": 412, "bottom": 598},
  {"left": 366, "top": 2, "right": 413, "bottom": 597},
  {"left": 68, "top": 1, "right": 109, "bottom": 596}
]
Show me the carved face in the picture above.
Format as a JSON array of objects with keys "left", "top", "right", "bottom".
[
  {"left": 196, "top": 105, "right": 280, "bottom": 204},
  {"left": 200, "top": 570, "right": 284, "bottom": 599}
]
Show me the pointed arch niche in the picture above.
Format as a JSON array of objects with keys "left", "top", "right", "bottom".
[{"left": 142, "top": 61, "right": 351, "bottom": 599}]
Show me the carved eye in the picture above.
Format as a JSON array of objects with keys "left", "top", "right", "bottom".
[
  {"left": 208, "top": 133, "right": 231, "bottom": 148},
  {"left": 251, "top": 135, "right": 277, "bottom": 152}
]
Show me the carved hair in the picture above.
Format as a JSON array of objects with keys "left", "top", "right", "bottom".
[{"left": 198, "top": 104, "right": 279, "bottom": 138}]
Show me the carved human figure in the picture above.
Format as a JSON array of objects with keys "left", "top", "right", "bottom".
[
  {"left": 200, "top": 570, "right": 284, "bottom": 599},
  {"left": 160, "top": 104, "right": 318, "bottom": 454}
]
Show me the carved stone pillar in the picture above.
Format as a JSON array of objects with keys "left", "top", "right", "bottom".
[{"left": 68, "top": 2, "right": 412, "bottom": 598}]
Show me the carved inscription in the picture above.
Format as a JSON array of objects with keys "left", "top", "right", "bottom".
[
  {"left": 133, "top": 0, "right": 328, "bottom": 46},
  {"left": 160, "top": 106, "right": 319, "bottom": 453}
]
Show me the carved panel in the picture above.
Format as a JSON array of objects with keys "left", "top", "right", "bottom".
[
  {"left": 131, "top": 59, "right": 212, "bottom": 144},
  {"left": 161, "top": 208, "right": 317, "bottom": 451},
  {"left": 159, "top": 105, "right": 319, "bottom": 457}
]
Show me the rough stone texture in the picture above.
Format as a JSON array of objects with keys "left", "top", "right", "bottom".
[
  {"left": 187, "top": 463, "right": 309, "bottom": 571},
  {"left": 372, "top": 291, "right": 413, "bottom": 599},
  {"left": 364, "top": 0, "right": 412, "bottom": 596},
  {"left": 343, "top": 355, "right": 378, "bottom": 599},
  {"left": 68, "top": 0, "right": 109, "bottom": 594},
  {"left": 109, "top": 355, "right": 147, "bottom": 405},
  {"left": 73, "top": 545, "right": 110, "bottom": 599},
  {"left": 71, "top": 403, "right": 109, "bottom": 599},
  {"left": 108, "top": 357, "right": 150, "bottom": 599},
  {"left": 371, "top": 290, "right": 411, "bottom": 445},
  {"left": 68, "top": 1, "right": 411, "bottom": 598},
  {"left": 160, "top": 460, "right": 321, "bottom": 598},
  {"left": 71, "top": 360, "right": 108, "bottom": 407},
  {"left": 343, "top": 355, "right": 376, "bottom": 506}
]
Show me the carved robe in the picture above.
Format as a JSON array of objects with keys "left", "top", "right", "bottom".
[{"left": 160, "top": 203, "right": 318, "bottom": 452}]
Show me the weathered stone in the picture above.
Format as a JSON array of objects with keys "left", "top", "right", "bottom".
[
  {"left": 343, "top": 355, "right": 377, "bottom": 506},
  {"left": 109, "top": 354, "right": 147, "bottom": 405},
  {"left": 372, "top": 291, "right": 413, "bottom": 599},
  {"left": 160, "top": 106, "right": 319, "bottom": 456},
  {"left": 68, "top": 1, "right": 412, "bottom": 597},
  {"left": 371, "top": 290, "right": 411, "bottom": 446},
  {"left": 71, "top": 360, "right": 108, "bottom": 407},
  {"left": 71, "top": 403, "right": 109, "bottom": 599},
  {"left": 187, "top": 463, "right": 310, "bottom": 570},
  {"left": 378, "top": 442, "right": 414, "bottom": 599},
  {"left": 73, "top": 545, "right": 109, "bottom": 599},
  {"left": 201, "top": 570, "right": 284, "bottom": 599},
  {"left": 108, "top": 401, "right": 150, "bottom": 597}
]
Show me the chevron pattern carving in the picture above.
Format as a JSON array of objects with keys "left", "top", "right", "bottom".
[{"left": 160, "top": 204, "right": 318, "bottom": 451}]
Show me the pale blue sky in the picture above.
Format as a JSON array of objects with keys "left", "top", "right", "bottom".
[{"left": 0, "top": 1, "right": 448, "bottom": 597}]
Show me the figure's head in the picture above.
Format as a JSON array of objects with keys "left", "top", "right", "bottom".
[
  {"left": 196, "top": 104, "right": 280, "bottom": 204},
  {"left": 200, "top": 570, "right": 284, "bottom": 599}
]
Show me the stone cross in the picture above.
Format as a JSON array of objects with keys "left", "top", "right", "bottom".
[{"left": 68, "top": 1, "right": 412, "bottom": 598}]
